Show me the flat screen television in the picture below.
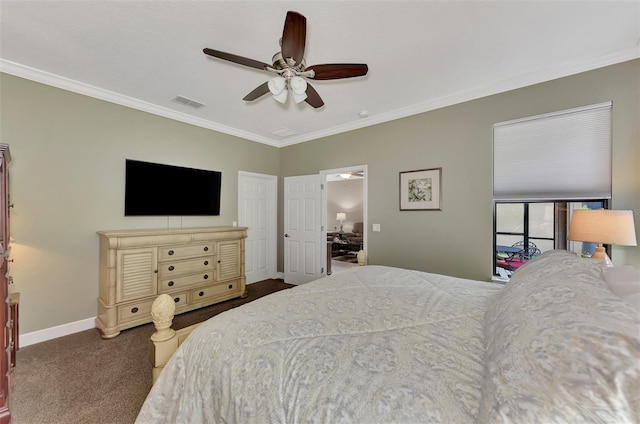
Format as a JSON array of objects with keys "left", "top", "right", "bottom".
[{"left": 125, "top": 159, "right": 221, "bottom": 216}]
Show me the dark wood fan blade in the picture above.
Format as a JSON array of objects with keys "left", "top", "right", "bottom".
[
  {"left": 307, "top": 64, "right": 368, "bottom": 80},
  {"left": 203, "top": 48, "right": 270, "bottom": 71},
  {"left": 242, "top": 82, "right": 270, "bottom": 101},
  {"left": 281, "top": 11, "right": 306, "bottom": 65},
  {"left": 304, "top": 83, "right": 324, "bottom": 108}
]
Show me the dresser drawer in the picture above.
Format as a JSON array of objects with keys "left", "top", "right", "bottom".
[
  {"left": 158, "top": 256, "right": 215, "bottom": 278},
  {"left": 189, "top": 281, "right": 242, "bottom": 304},
  {"left": 159, "top": 272, "right": 214, "bottom": 292},
  {"left": 158, "top": 244, "right": 214, "bottom": 261},
  {"left": 117, "top": 299, "right": 154, "bottom": 324},
  {"left": 166, "top": 292, "right": 188, "bottom": 310}
]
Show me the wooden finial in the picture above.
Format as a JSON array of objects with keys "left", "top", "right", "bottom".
[{"left": 150, "top": 294, "right": 176, "bottom": 342}]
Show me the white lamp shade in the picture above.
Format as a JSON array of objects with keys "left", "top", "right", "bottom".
[
  {"left": 336, "top": 212, "right": 346, "bottom": 222},
  {"left": 568, "top": 209, "right": 637, "bottom": 246},
  {"left": 268, "top": 77, "right": 288, "bottom": 103},
  {"left": 290, "top": 76, "right": 307, "bottom": 104}
]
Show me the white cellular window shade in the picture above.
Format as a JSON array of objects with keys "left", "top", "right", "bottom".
[{"left": 493, "top": 102, "right": 612, "bottom": 201}]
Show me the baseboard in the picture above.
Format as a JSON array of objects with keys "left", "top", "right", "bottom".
[
  {"left": 20, "top": 317, "right": 96, "bottom": 348},
  {"left": 19, "top": 274, "right": 288, "bottom": 347}
]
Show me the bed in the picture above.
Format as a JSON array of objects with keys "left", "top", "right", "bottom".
[{"left": 136, "top": 250, "right": 640, "bottom": 423}]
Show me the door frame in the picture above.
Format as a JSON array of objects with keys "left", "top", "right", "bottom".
[
  {"left": 320, "top": 164, "right": 368, "bottom": 272},
  {"left": 238, "top": 171, "right": 278, "bottom": 283}
]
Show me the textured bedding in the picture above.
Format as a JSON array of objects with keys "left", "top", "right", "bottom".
[
  {"left": 136, "top": 251, "right": 640, "bottom": 423},
  {"left": 479, "top": 251, "right": 640, "bottom": 423},
  {"left": 136, "top": 265, "right": 502, "bottom": 423}
]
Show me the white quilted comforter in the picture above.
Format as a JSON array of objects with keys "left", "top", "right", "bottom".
[
  {"left": 137, "top": 265, "right": 502, "bottom": 423},
  {"left": 137, "top": 252, "right": 640, "bottom": 423}
]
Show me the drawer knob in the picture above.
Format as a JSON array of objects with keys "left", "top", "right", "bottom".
[
  {"left": 168, "top": 266, "right": 175, "bottom": 271},
  {"left": 203, "top": 274, "right": 209, "bottom": 280},
  {"left": 204, "top": 246, "right": 209, "bottom": 252},
  {"left": 168, "top": 281, "right": 174, "bottom": 287},
  {"left": 174, "top": 297, "right": 180, "bottom": 303},
  {"left": 198, "top": 291, "right": 204, "bottom": 297},
  {"left": 228, "top": 284, "right": 233, "bottom": 289},
  {"left": 204, "top": 260, "right": 209, "bottom": 266},
  {"left": 168, "top": 250, "right": 174, "bottom": 256},
  {"left": 131, "top": 307, "right": 139, "bottom": 314}
]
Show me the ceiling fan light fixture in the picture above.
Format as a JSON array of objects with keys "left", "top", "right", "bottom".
[
  {"left": 290, "top": 76, "right": 308, "bottom": 104},
  {"left": 339, "top": 173, "right": 352, "bottom": 179},
  {"left": 268, "top": 76, "right": 288, "bottom": 103}
]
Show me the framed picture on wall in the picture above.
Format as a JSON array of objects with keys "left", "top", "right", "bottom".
[{"left": 399, "top": 167, "right": 442, "bottom": 211}]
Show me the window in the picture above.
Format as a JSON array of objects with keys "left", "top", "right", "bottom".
[
  {"left": 492, "top": 102, "right": 612, "bottom": 280},
  {"left": 494, "top": 201, "right": 607, "bottom": 279},
  {"left": 493, "top": 102, "right": 612, "bottom": 201}
]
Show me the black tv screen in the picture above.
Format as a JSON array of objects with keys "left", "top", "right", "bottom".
[{"left": 125, "top": 159, "right": 221, "bottom": 216}]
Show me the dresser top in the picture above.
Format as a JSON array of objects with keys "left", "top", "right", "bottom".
[{"left": 97, "top": 226, "right": 248, "bottom": 238}]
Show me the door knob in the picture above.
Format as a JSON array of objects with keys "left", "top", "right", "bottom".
[{"left": 284, "top": 234, "right": 290, "bottom": 237}]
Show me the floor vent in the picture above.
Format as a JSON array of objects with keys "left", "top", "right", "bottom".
[{"left": 172, "top": 95, "right": 206, "bottom": 109}]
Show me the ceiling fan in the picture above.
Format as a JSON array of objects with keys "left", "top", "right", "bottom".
[
  {"left": 203, "top": 11, "right": 368, "bottom": 108},
  {"left": 338, "top": 171, "right": 364, "bottom": 179}
]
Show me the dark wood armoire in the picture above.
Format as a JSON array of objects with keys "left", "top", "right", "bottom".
[{"left": 0, "top": 144, "right": 12, "bottom": 423}]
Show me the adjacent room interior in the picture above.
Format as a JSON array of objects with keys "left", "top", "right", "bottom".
[{"left": 326, "top": 169, "right": 365, "bottom": 274}]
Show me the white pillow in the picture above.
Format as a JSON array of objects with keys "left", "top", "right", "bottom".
[
  {"left": 602, "top": 266, "right": 640, "bottom": 310},
  {"left": 623, "top": 292, "right": 640, "bottom": 312}
]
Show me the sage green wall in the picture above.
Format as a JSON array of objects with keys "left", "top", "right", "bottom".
[
  {"left": 1, "top": 59, "right": 638, "bottom": 335},
  {"left": 280, "top": 59, "right": 640, "bottom": 279},
  {"left": 0, "top": 73, "right": 280, "bottom": 334}
]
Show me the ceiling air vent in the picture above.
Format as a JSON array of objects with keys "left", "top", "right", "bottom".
[
  {"left": 268, "top": 127, "right": 298, "bottom": 137},
  {"left": 172, "top": 95, "right": 206, "bottom": 109}
]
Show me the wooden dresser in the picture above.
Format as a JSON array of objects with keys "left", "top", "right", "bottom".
[
  {"left": 96, "top": 226, "right": 247, "bottom": 339},
  {"left": 0, "top": 144, "right": 12, "bottom": 424}
]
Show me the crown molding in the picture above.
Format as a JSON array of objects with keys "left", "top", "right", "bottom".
[
  {"left": 0, "top": 59, "right": 281, "bottom": 147},
  {"left": 278, "top": 47, "right": 640, "bottom": 147},
  {"left": 2, "top": 46, "right": 638, "bottom": 149}
]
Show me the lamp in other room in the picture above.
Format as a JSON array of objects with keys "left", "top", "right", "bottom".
[
  {"left": 568, "top": 209, "right": 637, "bottom": 266},
  {"left": 336, "top": 212, "right": 346, "bottom": 232},
  {"left": 339, "top": 173, "right": 352, "bottom": 180}
]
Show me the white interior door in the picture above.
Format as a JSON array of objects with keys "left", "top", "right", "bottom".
[
  {"left": 284, "top": 174, "right": 322, "bottom": 284},
  {"left": 238, "top": 171, "right": 277, "bottom": 284}
]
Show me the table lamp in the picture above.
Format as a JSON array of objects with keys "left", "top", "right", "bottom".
[
  {"left": 568, "top": 209, "right": 637, "bottom": 266},
  {"left": 336, "top": 212, "right": 346, "bottom": 232}
]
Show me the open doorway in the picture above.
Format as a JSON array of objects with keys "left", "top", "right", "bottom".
[{"left": 321, "top": 166, "right": 367, "bottom": 275}]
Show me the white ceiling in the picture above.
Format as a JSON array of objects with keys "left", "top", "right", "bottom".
[{"left": 1, "top": 1, "right": 638, "bottom": 147}]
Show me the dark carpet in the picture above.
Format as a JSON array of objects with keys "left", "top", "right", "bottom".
[
  {"left": 332, "top": 254, "right": 358, "bottom": 263},
  {"left": 11, "top": 279, "right": 294, "bottom": 424}
]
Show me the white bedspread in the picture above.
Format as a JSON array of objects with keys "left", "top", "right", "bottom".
[{"left": 136, "top": 265, "right": 502, "bottom": 423}]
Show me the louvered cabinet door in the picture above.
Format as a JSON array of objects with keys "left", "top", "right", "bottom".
[
  {"left": 215, "top": 240, "right": 242, "bottom": 281},
  {"left": 116, "top": 247, "right": 158, "bottom": 303}
]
